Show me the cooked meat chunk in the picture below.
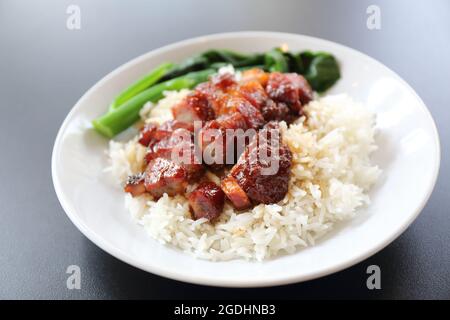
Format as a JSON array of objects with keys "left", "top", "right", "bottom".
[
  {"left": 239, "top": 143, "right": 292, "bottom": 204},
  {"left": 172, "top": 91, "right": 216, "bottom": 124},
  {"left": 124, "top": 173, "right": 146, "bottom": 197},
  {"left": 226, "top": 122, "right": 292, "bottom": 205},
  {"left": 220, "top": 176, "right": 251, "bottom": 210},
  {"left": 145, "top": 128, "right": 191, "bottom": 162},
  {"left": 236, "top": 97, "right": 265, "bottom": 129},
  {"left": 153, "top": 120, "right": 194, "bottom": 140},
  {"left": 266, "top": 72, "right": 313, "bottom": 114},
  {"left": 199, "top": 112, "right": 248, "bottom": 168},
  {"left": 138, "top": 123, "right": 158, "bottom": 147},
  {"left": 232, "top": 81, "right": 268, "bottom": 110},
  {"left": 195, "top": 82, "right": 224, "bottom": 115},
  {"left": 138, "top": 120, "right": 194, "bottom": 147},
  {"left": 261, "top": 101, "right": 297, "bottom": 123},
  {"left": 240, "top": 68, "right": 269, "bottom": 86},
  {"left": 172, "top": 73, "right": 237, "bottom": 125},
  {"left": 218, "top": 95, "right": 265, "bottom": 129},
  {"left": 210, "top": 72, "right": 237, "bottom": 91},
  {"left": 144, "top": 157, "right": 187, "bottom": 198},
  {"left": 188, "top": 181, "right": 225, "bottom": 220},
  {"left": 212, "top": 112, "right": 248, "bottom": 131},
  {"left": 197, "top": 73, "right": 267, "bottom": 129},
  {"left": 125, "top": 158, "right": 189, "bottom": 199},
  {"left": 145, "top": 128, "right": 204, "bottom": 180},
  {"left": 233, "top": 80, "right": 297, "bottom": 123}
]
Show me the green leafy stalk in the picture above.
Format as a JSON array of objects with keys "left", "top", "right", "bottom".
[
  {"left": 202, "top": 49, "right": 264, "bottom": 67},
  {"left": 159, "top": 55, "right": 210, "bottom": 82},
  {"left": 109, "top": 62, "right": 174, "bottom": 110},
  {"left": 160, "top": 50, "right": 264, "bottom": 82},
  {"left": 92, "top": 69, "right": 215, "bottom": 138},
  {"left": 264, "top": 48, "right": 289, "bottom": 72},
  {"left": 300, "top": 51, "right": 340, "bottom": 92},
  {"left": 236, "top": 64, "right": 266, "bottom": 72},
  {"left": 282, "top": 51, "right": 304, "bottom": 74},
  {"left": 203, "top": 49, "right": 250, "bottom": 64}
]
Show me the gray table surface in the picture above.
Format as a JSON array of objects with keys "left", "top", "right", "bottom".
[{"left": 0, "top": 0, "right": 449, "bottom": 299}]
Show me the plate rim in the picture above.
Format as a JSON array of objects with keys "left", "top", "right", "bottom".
[{"left": 51, "top": 31, "right": 441, "bottom": 287}]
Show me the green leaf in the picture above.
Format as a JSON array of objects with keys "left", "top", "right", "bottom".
[
  {"left": 159, "top": 54, "right": 209, "bottom": 81},
  {"left": 264, "top": 48, "right": 289, "bottom": 72},
  {"left": 301, "top": 52, "right": 340, "bottom": 92},
  {"left": 283, "top": 51, "right": 304, "bottom": 74}
]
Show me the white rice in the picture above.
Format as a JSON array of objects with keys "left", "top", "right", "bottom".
[{"left": 107, "top": 91, "right": 381, "bottom": 261}]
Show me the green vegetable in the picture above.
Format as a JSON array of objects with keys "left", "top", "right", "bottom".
[
  {"left": 203, "top": 49, "right": 264, "bottom": 67},
  {"left": 159, "top": 54, "right": 210, "bottom": 81},
  {"left": 234, "top": 54, "right": 265, "bottom": 67},
  {"left": 209, "top": 62, "right": 229, "bottom": 70},
  {"left": 160, "top": 50, "right": 264, "bottom": 82},
  {"left": 299, "top": 51, "right": 315, "bottom": 71},
  {"left": 203, "top": 49, "right": 250, "bottom": 64},
  {"left": 264, "top": 48, "right": 288, "bottom": 72},
  {"left": 236, "top": 64, "right": 266, "bottom": 72},
  {"left": 283, "top": 51, "right": 304, "bottom": 74},
  {"left": 210, "top": 62, "right": 266, "bottom": 72},
  {"left": 300, "top": 52, "right": 340, "bottom": 92},
  {"left": 109, "top": 62, "right": 174, "bottom": 111},
  {"left": 92, "top": 69, "right": 215, "bottom": 138}
]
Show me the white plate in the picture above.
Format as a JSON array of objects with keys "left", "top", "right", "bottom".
[{"left": 52, "top": 32, "right": 440, "bottom": 287}]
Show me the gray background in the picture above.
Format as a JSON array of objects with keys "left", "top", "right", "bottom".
[{"left": 0, "top": 0, "right": 449, "bottom": 299}]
